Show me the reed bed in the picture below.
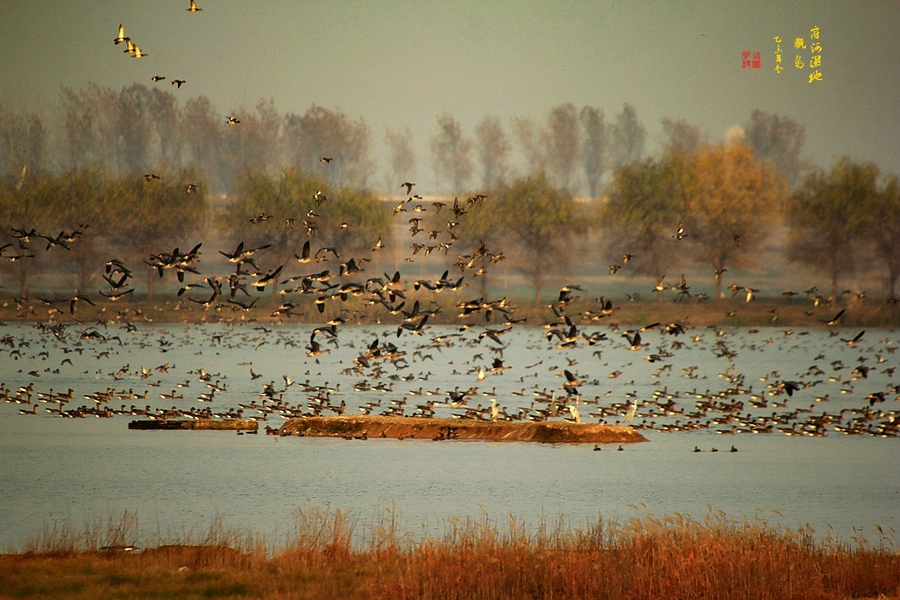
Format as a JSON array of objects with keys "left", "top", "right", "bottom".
[{"left": 1, "top": 506, "right": 898, "bottom": 599}]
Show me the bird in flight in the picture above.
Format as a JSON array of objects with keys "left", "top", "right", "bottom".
[
  {"left": 320, "top": 157, "right": 333, "bottom": 163},
  {"left": 226, "top": 116, "right": 240, "bottom": 125},
  {"left": 187, "top": 0, "right": 203, "bottom": 12},
  {"left": 151, "top": 75, "right": 165, "bottom": 82},
  {"left": 171, "top": 79, "right": 186, "bottom": 88},
  {"left": 131, "top": 45, "right": 148, "bottom": 58},
  {"left": 401, "top": 182, "right": 415, "bottom": 195},
  {"left": 114, "top": 24, "right": 127, "bottom": 45}
]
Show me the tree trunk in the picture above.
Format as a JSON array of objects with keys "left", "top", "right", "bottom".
[
  {"left": 533, "top": 264, "right": 543, "bottom": 308},
  {"left": 19, "top": 260, "right": 28, "bottom": 300}
]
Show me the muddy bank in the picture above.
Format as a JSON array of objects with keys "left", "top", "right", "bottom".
[
  {"left": 128, "top": 419, "right": 258, "bottom": 431},
  {"left": 276, "top": 416, "right": 645, "bottom": 444}
]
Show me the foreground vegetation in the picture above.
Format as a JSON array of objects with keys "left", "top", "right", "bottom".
[{"left": 2, "top": 507, "right": 898, "bottom": 599}]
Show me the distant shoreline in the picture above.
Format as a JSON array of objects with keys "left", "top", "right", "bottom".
[{"left": 1, "top": 297, "right": 897, "bottom": 328}]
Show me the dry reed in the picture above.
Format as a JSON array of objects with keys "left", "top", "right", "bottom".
[{"left": 1, "top": 505, "right": 898, "bottom": 599}]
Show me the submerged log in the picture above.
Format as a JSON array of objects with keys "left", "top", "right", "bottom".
[
  {"left": 128, "top": 419, "right": 258, "bottom": 431},
  {"left": 277, "top": 416, "right": 645, "bottom": 444}
]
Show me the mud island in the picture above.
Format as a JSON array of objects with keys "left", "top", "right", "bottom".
[{"left": 276, "top": 415, "right": 646, "bottom": 444}]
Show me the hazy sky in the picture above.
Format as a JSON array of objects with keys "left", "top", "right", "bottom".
[{"left": 2, "top": 1, "right": 898, "bottom": 190}]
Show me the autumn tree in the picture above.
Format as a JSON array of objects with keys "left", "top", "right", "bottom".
[
  {"left": 609, "top": 103, "right": 646, "bottom": 168},
  {"left": 222, "top": 170, "right": 391, "bottom": 286},
  {"left": 474, "top": 115, "right": 510, "bottom": 189},
  {"left": 431, "top": 113, "right": 473, "bottom": 194},
  {"left": 468, "top": 175, "right": 586, "bottom": 305},
  {"left": 384, "top": 127, "right": 416, "bottom": 191},
  {"left": 602, "top": 156, "right": 688, "bottom": 284},
  {"left": 685, "top": 143, "right": 787, "bottom": 298},
  {"left": 579, "top": 106, "right": 607, "bottom": 198},
  {"left": 786, "top": 157, "right": 878, "bottom": 301},
  {"left": 116, "top": 168, "right": 209, "bottom": 299},
  {"left": 542, "top": 103, "right": 580, "bottom": 193},
  {"left": 744, "top": 110, "right": 808, "bottom": 188}
]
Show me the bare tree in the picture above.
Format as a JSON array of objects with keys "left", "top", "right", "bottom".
[
  {"left": 117, "top": 84, "right": 154, "bottom": 174},
  {"left": 384, "top": 127, "right": 416, "bottom": 190},
  {"left": 181, "top": 95, "right": 223, "bottom": 185},
  {"left": 0, "top": 106, "right": 46, "bottom": 181},
  {"left": 284, "top": 104, "right": 374, "bottom": 189},
  {"left": 221, "top": 98, "right": 282, "bottom": 182},
  {"left": 511, "top": 115, "right": 544, "bottom": 177},
  {"left": 579, "top": 106, "right": 607, "bottom": 199},
  {"left": 661, "top": 117, "right": 704, "bottom": 156},
  {"left": 744, "top": 110, "right": 808, "bottom": 188},
  {"left": 474, "top": 115, "right": 510, "bottom": 189},
  {"left": 542, "top": 103, "right": 579, "bottom": 193},
  {"left": 430, "top": 112, "right": 472, "bottom": 194},
  {"left": 609, "top": 103, "right": 646, "bottom": 168}
]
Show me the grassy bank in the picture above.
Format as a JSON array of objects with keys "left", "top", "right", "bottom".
[{"left": 2, "top": 508, "right": 898, "bottom": 599}]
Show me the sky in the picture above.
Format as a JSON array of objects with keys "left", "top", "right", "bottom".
[{"left": 1, "top": 0, "right": 898, "bottom": 192}]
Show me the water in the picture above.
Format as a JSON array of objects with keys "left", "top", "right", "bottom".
[{"left": 1, "top": 321, "right": 898, "bottom": 550}]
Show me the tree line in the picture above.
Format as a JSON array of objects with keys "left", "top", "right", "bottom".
[
  {"left": 1, "top": 85, "right": 897, "bottom": 307},
  {"left": 2, "top": 83, "right": 808, "bottom": 199}
]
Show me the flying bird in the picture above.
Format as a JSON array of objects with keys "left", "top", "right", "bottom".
[
  {"left": 171, "top": 79, "right": 186, "bottom": 88},
  {"left": 114, "top": 24, "right": 127, "bottom": 44},
  {"left": 151, "top": 75, "right": 166, "bottom": 82},
  {"left": 401, "top": 182, "right": 415, "bottom": 195},
  {"left": 187, "top": 0, "right": 203, "bottom": 12}
]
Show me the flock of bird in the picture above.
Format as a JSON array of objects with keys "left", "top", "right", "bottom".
[{"left": 2, "top": 1, "right": 898, "bottom": 448}]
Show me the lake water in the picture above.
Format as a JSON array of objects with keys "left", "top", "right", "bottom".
[{"left": 1, "top": 321, "right": 898, "bottom": 550}]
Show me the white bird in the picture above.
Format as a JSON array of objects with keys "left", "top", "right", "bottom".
[
  {"left": 623, "top": 399, "right": 638, "bottom": 423},
  {"left": 131, "top": 45, "right": 148, "bottom": 58},
  {"left": 490, "top": 398, "right": 499, "bottom": 421},
  {"left": 569, "top": 396, "right": 582, "bottom": 424},
  {"left": 114, "top": 24, "right": 127, "bottom": 44}
]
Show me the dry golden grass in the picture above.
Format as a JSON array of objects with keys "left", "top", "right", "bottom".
[{"left": 1, "top": 507, "right": 898, "bottom": 599}]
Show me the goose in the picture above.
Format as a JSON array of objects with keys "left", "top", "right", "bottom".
[
  {"left": 187, "top": 0, "right": 202, "bottom": 11},
  {"left": 151, "top": 75, "right": 165, "bottom": 82},
  {"left": 171, "top": 79, "right": 186, "bottom": 88},
  {"left": 401, "top": 182, "right": 415, "bottom": 195},
  {"left": 114, "top": 24, "right": 127, "bottom": 44},
  {"left": 131, "top": 45, "right": 148, "bottom": 58}
]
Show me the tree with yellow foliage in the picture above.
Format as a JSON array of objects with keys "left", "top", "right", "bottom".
[{"left": 683, "top": 143, "right": 787, "bottom": 298}]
